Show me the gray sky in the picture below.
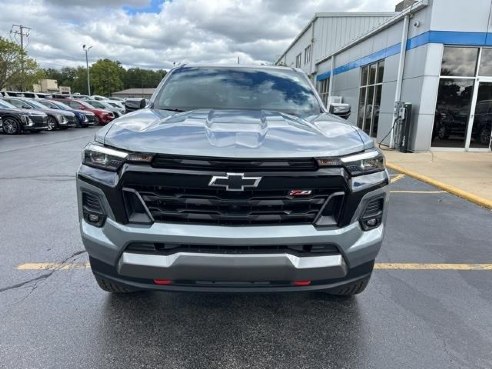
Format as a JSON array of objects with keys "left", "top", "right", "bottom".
[{"left": 0, "top": 0, "right": 396, "bottom": 70}]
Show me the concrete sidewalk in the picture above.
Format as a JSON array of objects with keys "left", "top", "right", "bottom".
[{"left": 382, "top": 150, "right": 492, "bottom": 208}]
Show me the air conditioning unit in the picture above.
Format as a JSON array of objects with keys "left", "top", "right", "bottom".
[{"left": 328, "top": 96, "right": 342, "bottom": 105}]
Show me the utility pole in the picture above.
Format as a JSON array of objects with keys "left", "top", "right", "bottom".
[
  {"left": 82, "top": 45, "right": 92, "bottom": 95},
  {"left": 10, "top": 24, "right": 31, "bottom": 91}
]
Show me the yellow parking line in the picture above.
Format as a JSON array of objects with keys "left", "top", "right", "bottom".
[
  {"left": 375, "top": 263, "right": 492, "bottom": 271},
  {"left": 391, "top": 174, "right": 405, "bottom": 183},
  {"left": 387, "top": 163, "right": 492, "bottom": 210},
  {"left": 17, "top": 262, "right": 90, "bottom": 270},
  {"left": 15, "top": 262, "right": 492, "bottom": 271},
  {"left": 390, "top": 190, "right": 446, "bottom": 194}
]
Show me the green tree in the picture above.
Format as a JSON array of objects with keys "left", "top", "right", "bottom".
[
  {"left": 90, "top": 59, "right": 125, "bottom": 96},
  {"left": 123, "top": 68, "right": 166, "bottom": 89},
  {"left": 0, "top": 36, "right": 41, "bottom": 90},
  {"left": 71, "top": 66, "right": 90, "bottom": 94}
]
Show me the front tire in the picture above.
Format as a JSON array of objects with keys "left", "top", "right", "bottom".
[
  {"left": 46, "top": 115, "right": 58, "bottom": 131},
  {"left": 94, "top": 275, "right": 138, "bottom": 293},
  {"left": 326, "top": 276, "right": 371, "bottom": 296},
  {"left": 437, "top": 126, "right": 449, "bottom": 140},
  {"left": 478, "top": 127, "right": 491, "bottom": 146},
  {"left": 2, "top": 117, "right": 21, "bottom": 134}
]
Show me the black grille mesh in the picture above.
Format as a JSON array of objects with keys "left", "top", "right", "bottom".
[
  {"left": 128, "top": 185, "right": 339, "bottom": 225},
  {"left": 152, "top": 155, "right": 318, "bottom": 172},
  {"left": 82, "top": 192, "right": 103, "bottom": 212}
]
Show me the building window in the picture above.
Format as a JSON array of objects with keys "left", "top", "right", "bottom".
[
  {"left": 434, "top": 46, "right": 492, "bottom": 149},
  {"left": 295, "top": 53, "right": 302, "bottom": 68},
  {"left": 304, "top": 45, "right": 311, "bottom": 65},
  {"left": 318, "top": 78, "right": 330, "bottom": 107},
  {"left": 358, "top": 60, "right": 384, "bottom": 137},
  {"left": 441, "top": 47, "right": 478, "bottom": 77}
]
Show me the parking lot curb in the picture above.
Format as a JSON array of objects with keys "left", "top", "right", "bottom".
[{"left": 386, "top": 163, "right": 492, "bottom": 210}]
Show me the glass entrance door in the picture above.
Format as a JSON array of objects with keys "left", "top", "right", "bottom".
[{"left": 467, "top": 80, "right": 492, "bottom": 149}]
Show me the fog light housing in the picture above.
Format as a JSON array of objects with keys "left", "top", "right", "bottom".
[
  {"left": 82, "top": 192, "right": 107, "bottom": 227},
  {"left": 359, "top": 197, "right": 384, "bottom": 231}
]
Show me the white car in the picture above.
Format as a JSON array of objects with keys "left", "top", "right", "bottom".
[{"left": 90, "top": 95, "right": 109, "bottom": 101}]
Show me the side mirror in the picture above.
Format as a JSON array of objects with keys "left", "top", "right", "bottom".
[
  {"left": 329, "top": 103, "right": 351, "bottom": 120},
  {"left": 23, "top": 104, "right": 32, "bottom": 109},
  {"left": 139, "top": 99, "right": 147, "bottom": 109}
]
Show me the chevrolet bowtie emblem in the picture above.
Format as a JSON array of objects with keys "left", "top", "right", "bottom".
[{"left": 209, "top": 173, "right": 262, "bottom": 191}]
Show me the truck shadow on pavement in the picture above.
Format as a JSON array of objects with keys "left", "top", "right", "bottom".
[{"left": 97, "top": 291, "right": 367, "bottom": 368}]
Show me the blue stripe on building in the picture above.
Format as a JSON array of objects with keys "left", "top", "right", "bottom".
[{"left": 316, "top": 30, "right": 492, "bottom": 81}]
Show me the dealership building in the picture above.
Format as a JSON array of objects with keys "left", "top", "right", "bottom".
[{"left": 276, "top": 0, "right": 492, "bottom": 151}]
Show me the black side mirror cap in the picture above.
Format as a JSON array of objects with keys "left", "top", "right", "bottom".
[{"left": 140, "top": 99, "right": 147, "bottom": 109}]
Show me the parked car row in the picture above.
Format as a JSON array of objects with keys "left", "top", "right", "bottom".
[
  {"left": 0, "top": 95, "right": 117, "bottom": 135},
  {"left": 0, "top": 91, "right": 147, "bottom": 115}
]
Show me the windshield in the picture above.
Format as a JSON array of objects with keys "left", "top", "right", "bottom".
[
  {"left": 87, "top": 100, "right": 106, "bottom": 109},
  {"left": 154, "top": 67, "right": 322, "bottom": 117},
  {"left": 53, "top": 101, "right": 73, "bottom": 110},
  {"left": 0, "top": 99, "right": 18, "bottom": 109},
  {"left": 38, "top": 100, "right": 58, "bottom": 109},
  {"left": 24, "top": 99, "right": 47, "bottom": 109}
]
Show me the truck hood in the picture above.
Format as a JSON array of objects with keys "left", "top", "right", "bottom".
[{"left": 99, "top": 109, "right": 373, "bottom": 158}]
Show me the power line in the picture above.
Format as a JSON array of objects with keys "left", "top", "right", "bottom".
[{"left": 10, "top": 24, "right": 31, "bottom": 91}]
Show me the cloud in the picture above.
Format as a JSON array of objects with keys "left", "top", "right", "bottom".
[{"left": 0, "top": 0, "right": 397, "bottom": 70}]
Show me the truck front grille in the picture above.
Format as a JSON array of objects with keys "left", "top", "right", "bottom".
[
  {"left": 152, "top": 155, "right": 318, "bottom": 172},
  {"left": 124, "top": 185, "right": 343, "bottom": 226}
]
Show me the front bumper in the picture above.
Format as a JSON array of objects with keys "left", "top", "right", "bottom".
[
  {"left": 78, "top": 173, "right": 388, "bottom": 292},
  {"left": 24, "top": 116, "right": 48, "bottom": 131},
  {"left": 25, "top": 125, "right": 48, "bottom": 131},
  {"left": 59, "top": 119, "right": 77, "bottom": 127}
]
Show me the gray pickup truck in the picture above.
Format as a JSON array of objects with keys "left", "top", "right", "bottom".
[{"left": 77, "top": 65, "right": 389, "bottom": 296}]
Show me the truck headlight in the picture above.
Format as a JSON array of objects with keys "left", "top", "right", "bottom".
[
  {"left": 340, "top": 150, "right": 385, "bottom": 176},
  {"left": 317, "top": 149, "right": 385, "bottom": 176},
  {"left": 82, "top": 143, "right": 153, "bottom": 171},
  {"left": 83, "top": 144, "right": 128, "bottom": 171}
]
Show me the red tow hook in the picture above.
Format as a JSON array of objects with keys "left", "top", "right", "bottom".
[
  {"left": 293, "top": 280, "right": 311, "bottom": 286},
  {"left": 153, "top": 279, "right": 173, "bottom": 285}
]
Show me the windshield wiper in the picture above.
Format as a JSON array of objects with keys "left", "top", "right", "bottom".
[{"left": 159, "top": 107, "right": 186, "bottom": 112}]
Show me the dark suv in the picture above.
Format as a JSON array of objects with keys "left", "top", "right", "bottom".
[
  {"left": 77, "top": 65, "right": 389, "bottom": 296},
  {"left": 0, "top": 99, "right": 48, "bottom": 134},
  {"left": 3, "top": 97, "right": 77, "bottom": 131}
]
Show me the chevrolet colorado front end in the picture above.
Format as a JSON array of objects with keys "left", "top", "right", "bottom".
[{"left": 77, "top": 65, "right": 389, "bottom": 296}]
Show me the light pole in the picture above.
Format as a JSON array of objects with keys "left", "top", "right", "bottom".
[{"left": 82, "top": 44, "right": 93, "bottom": 95}]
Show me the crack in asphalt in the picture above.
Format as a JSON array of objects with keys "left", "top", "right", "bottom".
[
  {"left": 0, "top": 274, "right": 51, "bottom": 294},
  {"left": 0, "top": 250, "right": 87, "bottom": 295}
]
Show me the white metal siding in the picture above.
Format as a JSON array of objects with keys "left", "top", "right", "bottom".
[
  {"left": 279, "top": 14, "right": 395, "bottom": 75},
  {"left": 313, "top": 15, "right": 394, "bottom": 64}
]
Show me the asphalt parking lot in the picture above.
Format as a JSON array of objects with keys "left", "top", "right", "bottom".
[{"left": 1, "top": 128, "right": 491, "bottom": 369}]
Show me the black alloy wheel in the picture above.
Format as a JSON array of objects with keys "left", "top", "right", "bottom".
[
  {"left": 46, "top": 115, "right": 58, "bottom": 131},
  {"left": 2, "top": 117, "right": 21, "bottom": 134}
]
